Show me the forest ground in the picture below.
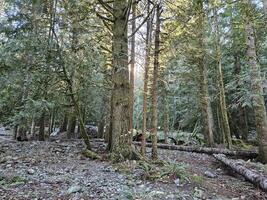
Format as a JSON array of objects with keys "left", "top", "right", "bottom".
[{"left": 0, "top": 128, "right": 266, "bottom": 200}]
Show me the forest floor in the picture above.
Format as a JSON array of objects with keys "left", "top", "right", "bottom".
[{"left": 0, "top": 129, "right": 267, "bottom": 199}]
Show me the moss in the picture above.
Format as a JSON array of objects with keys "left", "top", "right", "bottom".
[
  {"left": 0, "top": 175, "right": 26, "bottom": 186},
  {"left": 232, "top": 139, "right": 253, "bottom": 150},
  {"left": 81, "top": 150, "right": 100, "bottom": 160},
  {"left": 191, "top": 174, "right": 204, "bottom": 185}
]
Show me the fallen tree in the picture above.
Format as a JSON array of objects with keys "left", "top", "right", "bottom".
[
  {"left": 214, "top": 154, "right": 267, "bottom": 191},
  {"left": 133, "top": 142, "right": 258, "bottom": 158}
]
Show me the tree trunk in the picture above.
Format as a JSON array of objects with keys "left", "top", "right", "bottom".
[
  {"left": 214, "top": 7, "right": 232, "bottom": 148},
  {"left": 163, "top": 82, "right": 169, "bottom": 144},
  {"left": 141, "top": 0, "right": 153, "bottom": 156},
  {"left": 30, "top": 116, "right": 35, "bottom": 138},
  {"left": 129, "top": 0, "right": 136, "bottom": 145},
  {"left": 195, "top": 0, "right": 214, "bottom": 147},
  {"left": 245, "top": 22, "right": 267, "bottom": 163},
  {"left": 38, "top": 111, "right": 46, "bottom": 141},
  {"left": 134, "top": 142, "right": 258, "bottom": 158},
  {"left": 48, "top": 109, "right": 55, "bottom": 135},
  {"left": 110, "top": 0, "right": 132, "bottom": 161},
  {"left": 234, "top": 55, "right": 249, "bottom": 141},
  {"left": 67, "top": 114, "right": 76, "bottom": 139},
  {"left": 60, "top": 113, "right": 68, "bottom": 132},
  {"left": 214, "top": 154, "right": 267, "bottom": 191},
  {"left": 151, "top": 3, "right": 161, "bottom": 160}
]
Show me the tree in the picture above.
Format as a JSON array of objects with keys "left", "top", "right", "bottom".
[
  {"left": 141, "top": 0, "right": 153, "bottom": 156},
  {"left": 244, "top": 2, "right": 267, "bottom": 162},
  {"left": 213, "top": 4, "right": 232, "bottom": 148},
  {"left": 110, "top": 0, "right": 132, "bottom": 160},
  {"left": 129, "top": 0, "right": 137, "bottom": 144},
  {"left": 194, "top": 0, "right": 215, "bottom": 147},
  {"left": 151, "top": 3, "right": 161, "bottom": 160}
]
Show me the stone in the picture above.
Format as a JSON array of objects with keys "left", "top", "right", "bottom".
[
  {"left": 174, "top": 178, "right": 180, "bottom": 186},
  {"left": 67, "top": 185, "right": 82, "bottom": 194},
  {"left": 204, "top": 170, "right": 217, "bottom": 178},
  {"left": 27, "top": 169, "right": 35, "bottom": 175}
]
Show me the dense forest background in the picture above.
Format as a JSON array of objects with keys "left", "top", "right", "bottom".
[{"left": 0, "top": 0, "right": 267, "bottom": 162}]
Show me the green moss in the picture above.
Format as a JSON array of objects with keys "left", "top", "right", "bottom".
[
  {"left": 232, "top": 139, "right": 253, "bottom": 150},
  {"left": 81, "top": 150, "right": 100, "bottom": 160},
  {"left": 0, "top": 175, "right": 26, "bottom": 186},
  {"left": 191, "top": 174, "right": 204, "bottom": 185}
]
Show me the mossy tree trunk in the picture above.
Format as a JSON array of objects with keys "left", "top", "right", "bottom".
[
  {"left": 141, "top": 0, "right": 153, "bottom": 156},
  {"left": 129, "top": 0, "right": 137, "bottom": 145},
  {"left": 60, "top": 113, "right": 68, "bottom": 132},
  {"left": 245, "top": 21, "right": 267, "bottom": 163},
  {"left": 214, "top": 7, "right": 232, "bottom": 148},
  {"left": 195, "top": 0, "right": 214, "bottom": 147},
  {"left": 151, "top": 3, "right": 161, "bottom": 160},
  {"left": 67, "top": 113, "right": 76, "bottom": 139},
  {"left": 110, "top": 0, "right": 132, "bottom": 160}
]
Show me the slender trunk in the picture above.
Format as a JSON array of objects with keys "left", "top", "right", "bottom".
[
  {"left": 39, "top": 111, "right": 46, "bottom": 141},
  {"left": 129, "top": 0, "right": 136, "bottom": 145},
  {"left": 141, "top": 1, "right": 153, "bottom": 156},
  {"left": 110, "top": 0, "right": 132, "bottom": 160},
  {"left": 214, "top": 7, "right": 232, "bottom": 148},
  {"left": 151, "top": 4, "right": 161, "bottom": 160},
  {"left": 13, "top": 125, "right": 18, "bottom": 140},
  {"left": 67, "top": 113, "right": 76, "bottom": 139},
  {"left": 60, "top": 113, "right": 68, "bottom": 132},
  {"left": 163, "top": 101, "right": 169, "bottom": 144},
  {"left": 196, "top": 0, "right": 214, "bottom": 147},
  {"left": 245, "top": 22, "right": 267, "bottom": 163},
  {"left": 217, "top": 103, "right": 225, "bottom": 144},
  {"left": 30, "top": 116, "right": 35, "bottom": 135},
  {"left": 48, "top": 109, "right": 55, "bottom": 135}
]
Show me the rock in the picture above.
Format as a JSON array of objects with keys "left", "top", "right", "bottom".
[
  {"left": 67, "top": 185, "right": 82, "bottom": 194},
  {"left": 204, "top": 170, "right": 217, "bottom": 178},
  {"left": 194, "top": 187, "right": 204, "bottom": 198},
  {"left": 174, "top": 178, "right": 180, "bottom": 186},
  {"left": 27, "top": 169, "right": 35, "bottom": 175}
]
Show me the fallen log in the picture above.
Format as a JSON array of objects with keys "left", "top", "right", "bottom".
[
  {"left": 214, "top": 153, "right": 267, "bottom": 192},
  {"left": 133, "top": 142, "right": 258, "bottom": 158}
]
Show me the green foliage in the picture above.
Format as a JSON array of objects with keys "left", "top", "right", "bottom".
[
  {"left": 138, "top": 160, "right": 189, "bottom": 182},
  {"left": 0, "top": 175, "right": 26, "bottom": 186}
]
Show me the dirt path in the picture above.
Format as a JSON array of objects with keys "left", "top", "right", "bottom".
[{"left": 0, "top": 135, "right": 266, "bottom": 199}]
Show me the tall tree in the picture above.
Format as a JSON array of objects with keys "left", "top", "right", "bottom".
[
  {"left": 141, "top": 0, "right": 153, "bottom": 156},
  {"left": 151, "top": 3, "right": 161, "bottom": 160},
  {"left": 129, "top": 0, "right": 137, "bottom": 144},
  {"left": 110, "top": 0, "right": 132, "bottom": 160},
  {"left": 244, "top": 10, "right": 267, "bottom": 162},
  {"left": 213, "top": 5, "right": 232, "bottom": 148},
  {"left": 194, "top": 0, "right": 215, "bottom": 147}
]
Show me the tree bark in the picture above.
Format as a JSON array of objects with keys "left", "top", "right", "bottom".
[
  {"left": 151, "top": 3, "right": 161, "bottom": 160},
  {"left": 214, "top": 154, "right": 267, "bottom": 191},
  {"left": 141, "top": 0, "right": 153, "bottom": 156},
  {"left": 67, "top": 113, "right": 76, "bottom": 139},
  {"left": 129, "top": 0, "right": 136, "bottom": 145},
  {"left": 195, "top": 0, "right": 214, "bottom": 147},
  {"left": 134, "top": 142, "right": 258, "bottom": 158},
  {"left": 110, "top": 0, "right": 132, "bottom": 160},
  {"left": 38, "top": 111, "right": 46, "bottom": 141},
  {"left": 60, "top": 113, "right": 68, "bottom": 132},
  {"left": 245, "top": 22, "right": 267, "bottom": 163},
  {"left": 214, "top": 7, "right": 232, "bottom": 148}
]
